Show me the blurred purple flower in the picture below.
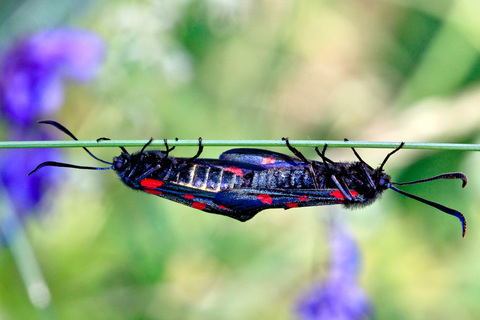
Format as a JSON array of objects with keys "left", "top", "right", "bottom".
[
  {"left": 296, "top": 222, "right": 373, "bottom": 320},
  {"left": 0, "top": 29, "right": 104, "bottom": 126},
  {"left": 0, "top": 29, "right": 104, "bottom": 243},
  {"left": 0, "top": 129, "right": 62, "bottom": 217}
]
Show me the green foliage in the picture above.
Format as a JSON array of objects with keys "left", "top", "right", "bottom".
[{"left": 2, "top": 0, "right": 480, "bottom": 319}]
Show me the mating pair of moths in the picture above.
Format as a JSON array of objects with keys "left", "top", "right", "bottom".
[{"left": 30, "top": 121, "right": 468, "bottom": 238}]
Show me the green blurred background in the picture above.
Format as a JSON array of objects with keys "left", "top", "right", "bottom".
[{"left": 1, "top": 0, "right": 480, "bottom": 319}]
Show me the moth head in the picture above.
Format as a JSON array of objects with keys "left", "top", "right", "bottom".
[
  {"left": 113, "top": 153, "right": 132, "bottom": 173},
  {"left": 376, "top": 171, "right": 391, "bottom": 189}
]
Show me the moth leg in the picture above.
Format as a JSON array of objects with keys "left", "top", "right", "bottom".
[
  {"left": 330, "top": 175, "right": 354, "bottom": 201},
  {"left": 162, "top": 138, "right": 178, "bottom": 157},
  {"left": 127, "top": 157, "right": 146, "bottom": 179},
  {"left": 138, "top": 138, "right": 154, "bottom": 154},
  {"left": 378, "top": 142, "right": 405, "bottom": 172},
  {"left": 131, "top": 138, "right": 179, "bottom": 182},
  {"left": 97, "top": 137, "right": 130, "bottom": 154},
  {"left": 134, "top": 164, "right": 163, "bottom": 182},
  {"left": 344, "top": 138, "right": 376, "bottom": 189},
  {"left": 188, "top": 137, "right": 204, "bottom": 162},
  {"left": 344, "top": 138, "right": 372, "bottom": 168},
  {"left": 127, "top": 144, "right": 159, "bottom": 179},
  {"left": 374, "top": 142, "right": 405, "bottom": 186},
  {"left": 179, "top": 138, "right": 203, "bottom": 167},
  {"left": 165, "top": 138, "right": 203, "bottom": 183},
  {"left": 282, "top": 137, "right": 310, "bottom": 164},
  {"left": 132, "top": 140, "right": 177, "bottom": 182},
  {"left": 315, "top": 144, "right": 331, "bottom": 170},
  {"left": 315, "top": 144, "right": 354, "bottom": 200},
  {"left": 313, "top": 143, "right": 335, "bottom": 165}
]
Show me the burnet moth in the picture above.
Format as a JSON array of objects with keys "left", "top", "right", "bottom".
[{"left": 29, "top": 121, "right": 468, "bottom": 237}]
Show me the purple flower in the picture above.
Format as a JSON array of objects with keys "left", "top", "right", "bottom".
[
  {"left": 0, "top": 29, "right": 104, "bottom": 126},
  {"left": 0, "top": 129, "right": 63, "bottom": 217},
  {"left": 0, "top": 29, "right": 104, "bottom": 243},
  {"left": 296, "top": 222, "right": 373, "bottom": 320}
]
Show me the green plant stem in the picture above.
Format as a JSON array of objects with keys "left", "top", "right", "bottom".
[
  {"left": 0, "top": 140, "right": 479, "bottom": 151},
  {"left": 0, "top": 186, "right": 56, "bottom": 320}
]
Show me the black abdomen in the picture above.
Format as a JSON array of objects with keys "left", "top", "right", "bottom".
[
  {"left": 172, "top": 164, "right": 323, "bottom": 191},
  {"left": 252, "top": 167, "right": 317, "bottom": 189}
]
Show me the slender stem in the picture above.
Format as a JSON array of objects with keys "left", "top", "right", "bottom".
[
  {"left": 0, "top": 187, "right": 56, "bottom": 320},
  {"left": 0, "top": 140, "right": 479, "bottom": 151}
]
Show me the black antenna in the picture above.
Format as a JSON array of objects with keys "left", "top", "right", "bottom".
[
  {"left": 29, "top": 161, "right": 113, "bottom": 175},
  {"left": 365, "top": 142, "right": 466, "bottom": 237},
  {"left": 387, "top": 172, "right": 467, "bottom": 238},
  {"left": 28, "top": 120, "right": 114, "bottom": 175},
  {"left": 39, "top": 120, "right": 113, "bottom": 165},
  {"left": 392, "top": 173, "right": 467, "bottom": 188}
]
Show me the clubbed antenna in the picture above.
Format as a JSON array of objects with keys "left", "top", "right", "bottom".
[
  {"left": 39, "top": 120, "right": 113, "bottom": 165},
  {"left": 391, "top": 173, "right": 467, "bottom": 188},
  {"left": 388, "top": 172, "right": 467, "bottom": 238},
  {"left": 28, "top": 120, "right": 114, "bottom": 175}
]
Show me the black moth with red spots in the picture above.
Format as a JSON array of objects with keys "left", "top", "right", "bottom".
[{"left": 29, "top": 121, "right": 468, "bottom": 237}]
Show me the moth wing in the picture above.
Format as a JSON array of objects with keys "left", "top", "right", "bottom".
[
  {"left": 219, "top": 148, "right": 306, "bottom": 168},
  {"left": 215, "top": 188, "right": 354, "bottom": 213},
  {"left": 138, "top": 178, "right": 259, "bottom": 221}
]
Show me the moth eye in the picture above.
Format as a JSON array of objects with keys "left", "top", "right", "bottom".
[
  {"left": 114, "top": 157, "right": 127, "bottom": 171},
  {"left": 378, "top": 177, "right": 386, "bottom": 186},
  {"left": 114, "top": 161, "right": 123, "bottom": 170}
]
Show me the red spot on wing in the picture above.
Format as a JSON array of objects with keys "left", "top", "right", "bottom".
[
  {"left": 257, "top": 194, "right": 273, "bottom": 204},
  {"left": 298, "top": 196, "right": 308, "bottom": 201},
  {"left": 261, "top": 157, "right": 276, "bottom": 165},
  {"left": 184, "top": 194, "right": 194, "bottom": 199},
  {"left": 329, "top": 190, "right": 359, "bottom": 200},
  {"left": 219, "top": 205, "right": 229, "bottom": 210},
  {"left": 192, "top": 202, "right": 207, "bottom": 210},
  {"left": 145, "top": 189, "right": 163, "bottom": 195},
  {"left": 329, "top": 190, "right": 344, "bottom": 199},
  {"left": 141, "top": 179, "right": 165, "bottom": 189},
  {"left": 286, "top": 203, "right": 298, "bottom": 208},
  {"left": 225, "top": 167, "right": 244, "bottom": 176}
]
